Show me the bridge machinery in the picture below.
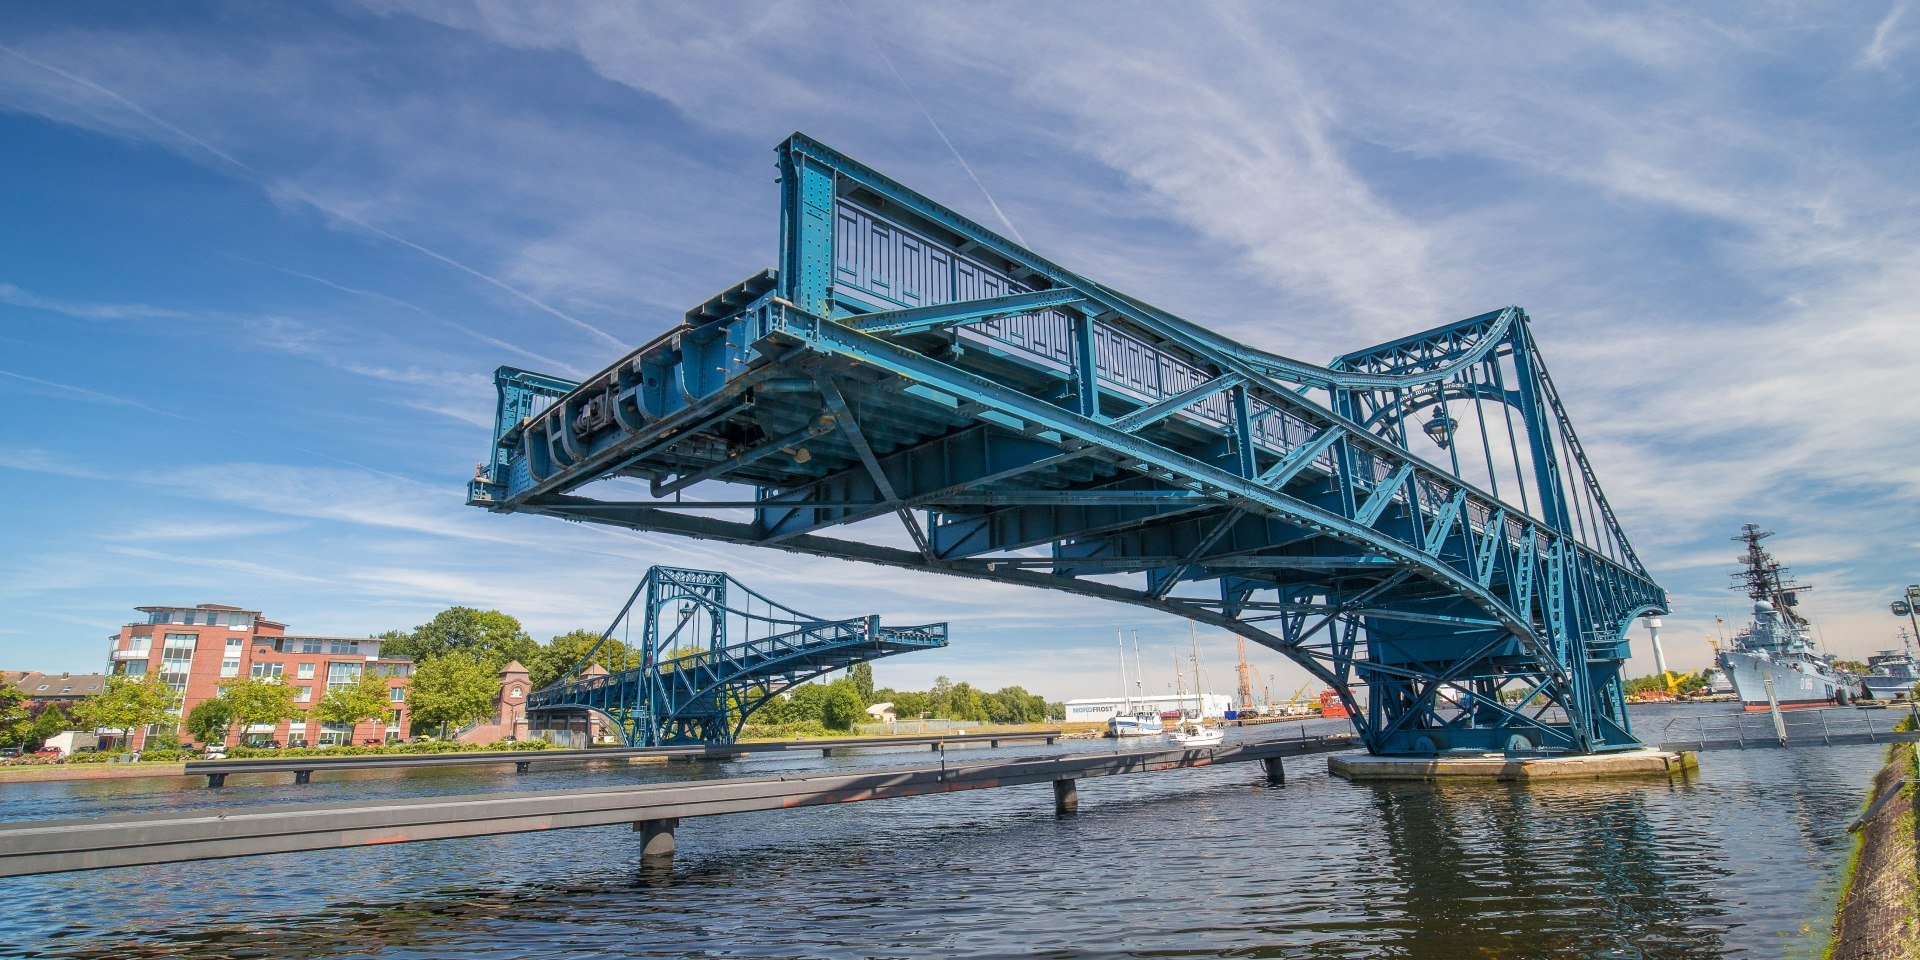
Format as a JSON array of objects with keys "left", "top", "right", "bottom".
[
  {"left": 528, "top": 565, "right": 947, "bottom": 746},
  {"left": 472, "top": 133, "right": 1667, "bottom": 756}
]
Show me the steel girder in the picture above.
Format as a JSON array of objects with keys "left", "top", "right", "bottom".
[
  {"left": 526, "top": 566, "right": 947, "bottom": 745},
  {"left": 472, "top": 134, "right": 1667, "bottom": 756}
]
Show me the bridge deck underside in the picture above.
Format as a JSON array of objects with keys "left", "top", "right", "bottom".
[{"left": 491, "top": 318, "right": 1657, "bottom": 754}]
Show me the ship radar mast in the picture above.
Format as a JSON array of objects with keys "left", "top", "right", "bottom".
[{"left": 1731, "top": 523, "right": 1812, "bottom": 625}]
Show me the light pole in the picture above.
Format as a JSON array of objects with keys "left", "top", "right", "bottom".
[{"left": 1902, "top": 585, "right": 1920, "bottom": 651}]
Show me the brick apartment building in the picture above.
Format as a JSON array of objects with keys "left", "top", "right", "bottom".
[{"left": 106, "top": 603, "right": 412, "bottom": 749}]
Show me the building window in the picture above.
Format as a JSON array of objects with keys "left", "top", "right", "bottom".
[
  {"left": 160, "top": 640, "right": 194, "bottom": 693},
  {"left": 389, "top": 687, "right": 405, "bottom": 702},
  {"left": 225, "top": 636, "right": 243, "bottom": 651},
  {"left": 294, "top": 686, "right": 312, "bottom": 703},
  {"left": 220, "top": 658, "right": 240, "bottom": 678},
  {"left": 250, "top": 662, "right": 284, "bottom": 679},
  {"left": 297, "top": 663, "right": 315, "bottom": 679},
  {"left": 326, "top": 662, "right": 361, "bottom": 691},
  {"left": 510, "top": 686, "right": 523, "bottom": 699},
  {"left": 329, "top": 639, "right": 358, "bottom": 655},
  {"left": 318, "top": 723, "right": 351, "bottom": 746},
  {"left": 119, "top": 661, "right": 148, "bottom": 677},
  {"left": 127, "top": 636, "right": 152, "bottom": 655}
]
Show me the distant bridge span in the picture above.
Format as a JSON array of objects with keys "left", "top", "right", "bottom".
[{"left": 469, "top": 133, "right": 1666, "bottom": 756}]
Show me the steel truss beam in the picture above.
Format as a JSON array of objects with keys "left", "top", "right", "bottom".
[
  {"left": 472, "top": 134, "right": 1667, "bottom": 756},
  {"left": 528, "top": 566, "right": 947, "bottom": 746}
]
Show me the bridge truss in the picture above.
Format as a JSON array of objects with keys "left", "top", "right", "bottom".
[
  {"left": 528, "top": 565, "right": 948, "bottom": 745},
  {"left": 474, "top": 133, "right": 1667, "bottom": 755}
]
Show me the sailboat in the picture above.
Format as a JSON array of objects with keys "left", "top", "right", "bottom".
[{"left": 1108, "top": 630, "right": 1163, "bottom": 737}]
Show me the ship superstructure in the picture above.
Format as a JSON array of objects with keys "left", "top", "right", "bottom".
[
  {"left": 1861, "top": 634, "right": 1919, "bottom": 701},
  {"left": 1716, "top": 524, "right": 1862, "bottom": 710}
]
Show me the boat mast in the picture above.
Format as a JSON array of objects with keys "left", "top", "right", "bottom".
[
  {"left": 1116, "top": 630, "right": 1130, "bottom": 714},
  {"left": 1121, "top": 629, "right": 1136, "bottom": 714},
  {"left": 1189, "top": 622, "right": 1206, "bottom": 715}
]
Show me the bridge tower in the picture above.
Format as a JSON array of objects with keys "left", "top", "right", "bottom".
[{"left": 472, "top": 134, "right": 1666, "bottom": 756}]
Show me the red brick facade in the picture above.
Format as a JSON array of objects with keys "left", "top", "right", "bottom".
[{"left": 107, "top": 603, "right": 411, "bottom": 749}]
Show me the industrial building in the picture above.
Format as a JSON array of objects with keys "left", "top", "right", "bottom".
[{"left": 1063, "top": 693, "right": 1234, "bottom": 723}]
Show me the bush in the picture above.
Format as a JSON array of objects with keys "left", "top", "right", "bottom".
[{"left": 738, "top": 721, "right": 833, "bottom": 741}]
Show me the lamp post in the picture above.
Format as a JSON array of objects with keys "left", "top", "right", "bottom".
[{"left": 1897, "top": 585, "right": 1920, "bottom": 659}]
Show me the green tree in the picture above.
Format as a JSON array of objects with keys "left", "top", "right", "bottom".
[
  {"left": 314, "top": 672, "right": 390, "bottom": 731},
  {"left": 15, "top": 706, "right": 70, "bottom": 751},
  {"left": 986, "top": 686, "right": 1047, "bottom": 724},
  {"left": 785, "top": 683, "right": 830, "bottom": 724},
  {"left": 184, "top": 698, "right": 234, "bottom": 744},
  {"left": 74, "top": 673, "right": 178, "bottom": 745},
  {"left": 0, "top": 679, "right": 26, "bottom": 747},
  {"left": 408, "top": 653, "right": 500, "bottom": 736},
  {"left": 382, "top": 608, "right": 536, "bottom": 668},
  {"left": 821, "top": 682, "right": 864, "bottom": 731},
  {"left": 889, "top": 690, "right": 931, "bottom": 720},
  {"left": 848, "top": 663, "right": 874, "bottom": 703},
  {"left": 528, "top": 629, "right": 633, "bottom": 690},
  {"left": 221, "top": 676, "right": 303, "bottom": 739}
]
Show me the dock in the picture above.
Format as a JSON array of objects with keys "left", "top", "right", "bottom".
[
  {"left": 0, "top": 736, "right": 1352, "bottom": 877},
  {"left": 182, "top": 731, "right": 1064, "bottom": 787}
]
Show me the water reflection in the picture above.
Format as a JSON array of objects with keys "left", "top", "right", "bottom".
[{"left": 0, "top": 707, "right": 1888, "bottom": 959}]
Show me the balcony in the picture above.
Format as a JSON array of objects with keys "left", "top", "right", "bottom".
[{"left": 109, "top": 649, "right": 149, "bottom": 662}]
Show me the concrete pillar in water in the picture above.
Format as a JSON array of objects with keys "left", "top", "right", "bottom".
[
  {"left": 1263, "top": 756, "right": 1285, "bottom": 785},
  {"left": 1053, "top": 778, "right": 1079, "bottom": 814},
  {"left": 635, "top": 817, "right": 678, "bottom": 862}
]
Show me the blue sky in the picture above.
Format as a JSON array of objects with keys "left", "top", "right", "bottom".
[{"left": 1, "top": 2, "right": 1915, "bottom": 701}]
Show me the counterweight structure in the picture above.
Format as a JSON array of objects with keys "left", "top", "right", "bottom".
[
  {"left": 528, "top": 565, "right": 947, "bottom": 745},
  {"left": 473, "top": 133, "right": 1666, "bottom": 755}
]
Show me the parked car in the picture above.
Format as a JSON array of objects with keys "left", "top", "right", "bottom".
[
  {"left": 0, "top": 747, "right": 20, "bottom": 758},
  {"left": 201, "top": 745, "right": 228, "bottom": 760},
  {"left": 408, "top": 736, "right": 435, "bottom": 744}
]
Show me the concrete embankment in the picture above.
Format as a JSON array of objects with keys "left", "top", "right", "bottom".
[
  {"left": 1829, "top": 741, "right": 1920, "bottom": 960},
  {"left": 0, "top": 763, "right": 186, "bottom": 784}
]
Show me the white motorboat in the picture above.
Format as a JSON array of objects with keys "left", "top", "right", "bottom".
[{"left": 1163, "top": 719, "right": 1223, "bottom": 746}]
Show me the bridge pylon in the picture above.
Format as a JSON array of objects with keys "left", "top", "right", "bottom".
[
  {"left": 474, "top": 133, "right": 1666, "bottom": 756},
  {"left": 528, "top": 565, "right": 947, "bottom": 746}
]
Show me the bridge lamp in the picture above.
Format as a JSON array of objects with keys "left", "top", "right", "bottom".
[{"left": 1423, "top": 410, "right": 1458, "bottom": 449}]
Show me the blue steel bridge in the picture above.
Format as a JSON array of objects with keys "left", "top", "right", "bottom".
[
  {"left": 472, "top": 133, "right": 1667, "bottom": 756},
  {"left": 526, "top": 565, "right": 947, "bottom": 746}
]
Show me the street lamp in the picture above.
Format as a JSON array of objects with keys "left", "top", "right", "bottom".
[
  {"left": 1897, "top": 585, "right": 1920, "bottom": 654},
  {"left": 1423, "top": 410, "right": 1458, "bottom": 449}
]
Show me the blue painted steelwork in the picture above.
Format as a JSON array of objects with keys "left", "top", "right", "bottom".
[
  {"left": 471, "top": 133, "right": 1667, "bottom": 756},
  {"left": 528, "top": 565, "right": 947, "bottom": 746}
]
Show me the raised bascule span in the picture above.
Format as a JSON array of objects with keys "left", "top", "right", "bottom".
[
  {"left": 528, "top": 565, "right": 948, "bottom": 746},
  {"left": 470, "top": 133, "right": 1667, "bottom": 756}
]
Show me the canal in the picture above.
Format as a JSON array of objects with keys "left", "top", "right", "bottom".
[{"left": 0, "top": 703, "right": 1886, "bottom": 958}]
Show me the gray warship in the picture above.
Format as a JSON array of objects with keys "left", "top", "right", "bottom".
[{"left": 1716, "top": 524, "right": 1863, "bottom": 710}]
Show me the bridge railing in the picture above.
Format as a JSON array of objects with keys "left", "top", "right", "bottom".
[{"left": 1656, "top": 706, "right": 1920, "bottom": 748}]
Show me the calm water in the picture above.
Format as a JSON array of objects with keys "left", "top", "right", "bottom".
[{"left": 0, "top": 703, "right": 1889, "bottom": 959}]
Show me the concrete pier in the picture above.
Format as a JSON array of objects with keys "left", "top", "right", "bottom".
[
  {"left": 1329, "top": 747, "right": 1697, "bottom": 782},
  {"left": 1053, "top": 778, "right": 1078, "bottom": 814},
  {"left": 635, "top": 817, "right": 678, "bottom": 862},
  {"left": 1263, "top": 757, "right": 1285, "bottom": 784}
]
